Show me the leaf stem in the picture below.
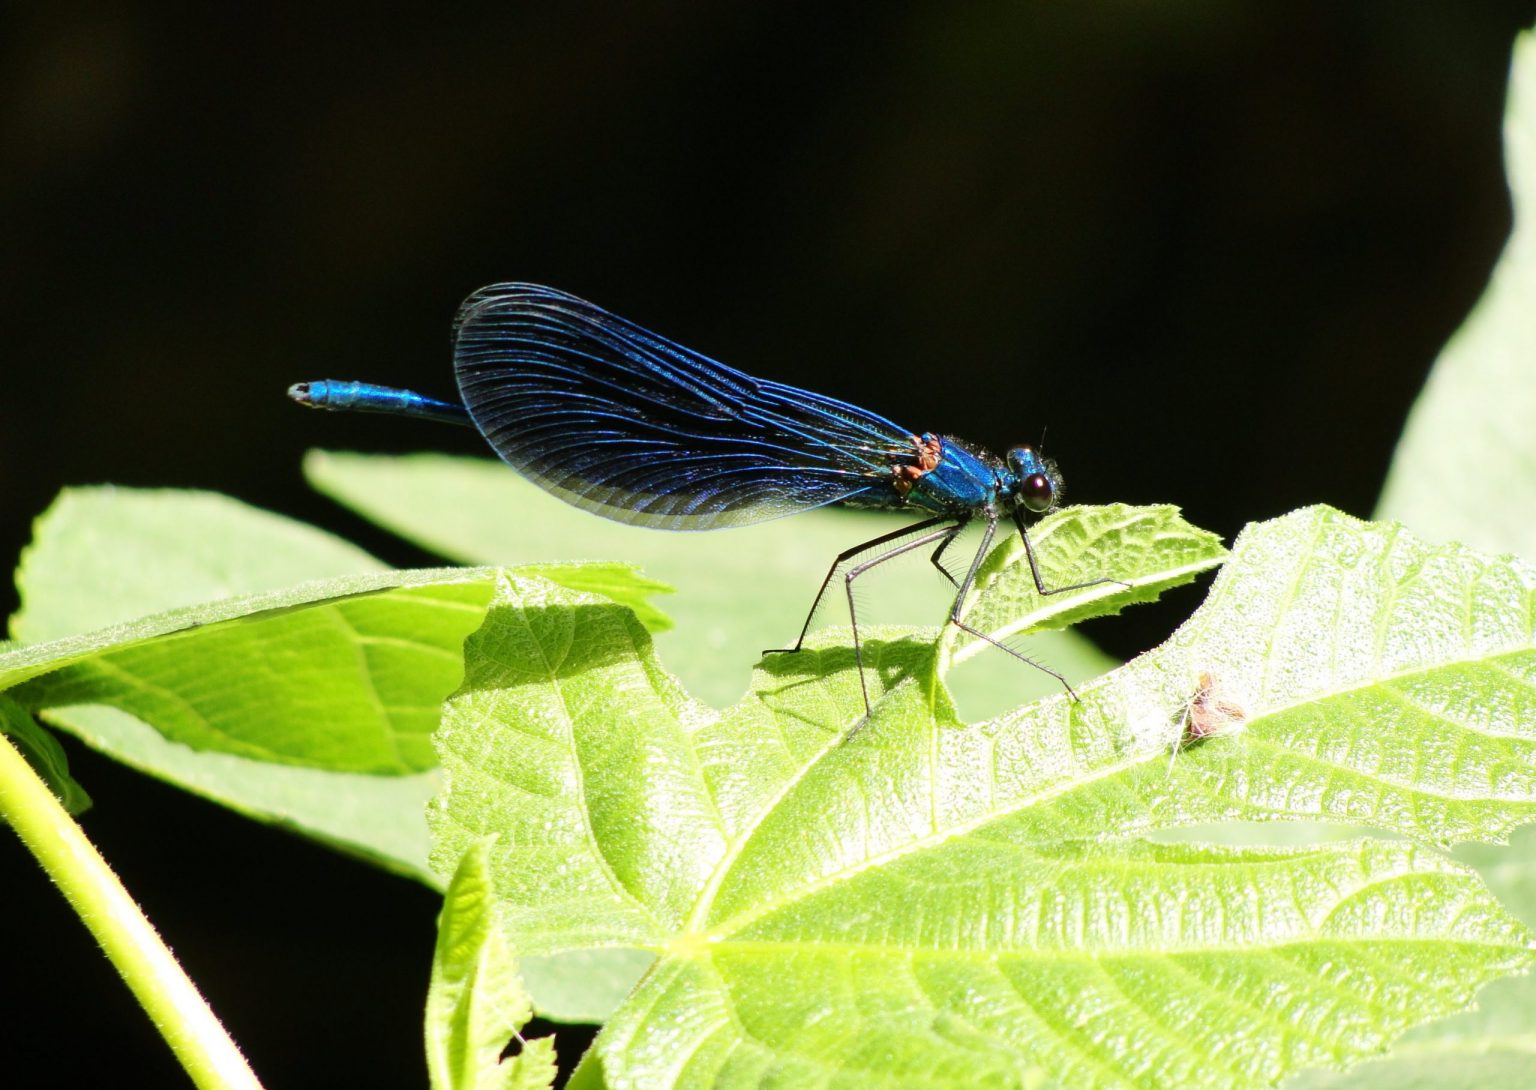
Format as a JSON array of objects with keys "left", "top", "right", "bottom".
[{"left": 0, "top": 730, "right": 264, "bottom": 1090}]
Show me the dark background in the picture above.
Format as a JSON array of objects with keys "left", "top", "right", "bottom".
[{"left": 4, "top": 4, "right": 1533, "bottom": 1086}]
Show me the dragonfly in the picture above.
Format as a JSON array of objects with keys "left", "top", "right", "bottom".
[{"left": 290, "top": 283, "right": 1118, "bottom": 714}]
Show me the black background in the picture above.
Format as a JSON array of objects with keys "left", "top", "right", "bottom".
[{"left": 4, "top": 4, "right": 1534, "bottom": 1086}]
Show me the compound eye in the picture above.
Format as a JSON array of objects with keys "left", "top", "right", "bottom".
[{"left": 1020, "top": 472, "right": 1054, "bottom": 514}]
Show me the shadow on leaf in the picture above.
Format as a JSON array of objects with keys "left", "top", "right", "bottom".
[{"left": 750, "top": 632, "right": 940, "bottom": 731}]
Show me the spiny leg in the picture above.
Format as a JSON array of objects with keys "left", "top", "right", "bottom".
[
  {"left": 764, "top": 516, "right": 964, "bottom": 716},
  {"left": 948, "top": 515, "right": 1079, "bottom": 698},
  {"left": 928, "top": 522, "right": 969, "bottom": 589},
  {"left": 839, "top": 523, "right": 965, "bottom": 713},
  {"left": 764, "top": 515, "right": 956, "bottom": 657},
  {"left": 1012, "top": 508, "right": 1133, "bottom": 597}
]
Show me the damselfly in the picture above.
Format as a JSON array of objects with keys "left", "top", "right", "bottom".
[{"left": 290, "top": 283, "right": 1117, "bottom": 712}]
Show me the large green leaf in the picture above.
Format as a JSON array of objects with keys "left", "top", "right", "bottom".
[
  {"left": 461, "top": 501, "right": 1215, "bottom": 1023},
  {"left": 2, "top": 488, "right": 668, "bottom": 881},
  {"left": 1376, "top": 33, "right": 1536, "bottom": 559},
  {"left": 3, "top": 561, "right": 498, "bottom": 879},
  {"left": 304, "top": 450, "right": 1122, "bottom": 709},
  {"left": 1286, "top": 828, "right": 1536, "bottom": 1090},
  {"left": 1361, "top": 35, "right": 1536, "bottom": 1085},
  {"left": 6, "top": 489, "right": 670, "bottom": 772},
  {"left": 431, "top": 507, "right": 1536, "bottom": 1088}
]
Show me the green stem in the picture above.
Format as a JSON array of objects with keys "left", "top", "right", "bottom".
[{"left": 0, "top": 730, "right": 264, "bottom": 1090}]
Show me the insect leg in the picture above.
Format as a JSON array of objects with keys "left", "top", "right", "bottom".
[
  {"left": 838, "top": 522, "right": 966, "bottom": 713},
  {"left": 928, "top": 523, "right": 968, "bottom": 589},
  {"left": 764, "top": 515, "right": 955, "bottom": 657},
  {"left": 1012, "top": 508, "right": 1133, "bottom": 597},
  {"left": 764, "top": 515, "right": 962, "bottom": 715},
  {"left": 950, "top": 515, "right": 1078, "bottom": 699}
]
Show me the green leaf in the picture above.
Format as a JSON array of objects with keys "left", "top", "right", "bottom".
[
  {"left": 427, "top": 837, "right": 557, "bottom": 1090},
  {"left": 533, "top": 564, "right": 673, "bottom": 634},
  {"left": 0, "top": 695, "right": 90, "bottom": 815},
  {"left": 1376, "top": 33, "right": 1536, "bottom": 559},
  {"left": 2, "top": 563, "right": 494, "bottom": 880},
  {"left": 10, "top": 487, "right": 387, "bottom": 643},
  {"left": 421, "top": 501, "right": 1189, "bottom": 1022},
  {"left": 2, "top": 488, "right": 668, "bottom": 882},
  {"left": 944, "top": 502, "right": 1226, "bottom": 666},
  {"left": 6, "top": 487, "right": 673, "bottom": 771},
  {"left": 431, "top": 507, "right": 1536, "bottom": 1088},
  {"left": 304, "top": 450, "right": 1116, "bottom": 709},
  {"left": 562, "top": 1048, "right": 610, "bottom": 1090},
  {"left": 43, "top": 703, "right": 441, "bottom": 881},
  {"left": 14, "top": 576, "right": 496, "bottom": 773},
  {"left": 1287, "top": 825, "right": 1536, "bottom": 1089},
  {"left": 513, "top": 947, "right": 658, "bottom": 1026}
]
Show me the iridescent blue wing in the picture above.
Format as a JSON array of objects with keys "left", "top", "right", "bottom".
[{"left": 453, "top": 283, "right": 914, "bottom": 529}]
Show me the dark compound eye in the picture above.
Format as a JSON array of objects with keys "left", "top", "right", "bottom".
[{"left": 1019, "top": 472, "right": 1054, "bottom": 513}]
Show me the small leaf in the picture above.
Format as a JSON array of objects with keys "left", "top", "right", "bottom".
[
  {"left": 946, "top": 502, "right": 1226, "bottom": 666},
  {"left": 0, "top": 695, "right": 90, "bottom": 815},
  {"left": 562, "top": 1048, "right": 610, "bottom": 1090},
  {"left": 427, "top": 837, "right": 557, "bottom": 1090}
]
